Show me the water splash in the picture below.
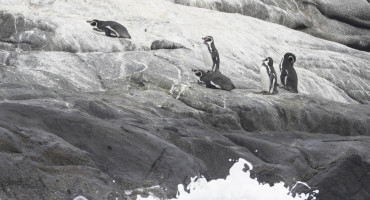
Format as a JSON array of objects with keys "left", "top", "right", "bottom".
[{"left": 138, "top": 158, "right": 318, "bottom": 200}]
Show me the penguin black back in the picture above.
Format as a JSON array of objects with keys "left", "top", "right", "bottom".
[
  {"left": 280, "top": 53, "right": 298, "bottom": 93},
  {"left": 202, "top": 36, "right": 220, "bottom": 72}
]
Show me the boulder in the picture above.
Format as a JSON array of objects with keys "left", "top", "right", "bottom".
[{"left": 151, "top": 40, "right": 188, "bottom": 50}]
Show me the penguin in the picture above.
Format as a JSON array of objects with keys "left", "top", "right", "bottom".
[
  {"left": 200, "top": 41, "right": 214, "bottom": 69},
  {"left": 260, "top": 57, "right": 278, "bottom": 94},
  {"left": 280, "top": 53, "right": 298, "bottom": 93},
  {"left": 86, "top": 19, "right": 131, "bottom": 39},
  {"left": 202, "top": 36, "right": 220, "bottom": 72},
  {"left": 192, "top": 69, "right": 235, "bottom": 91}
]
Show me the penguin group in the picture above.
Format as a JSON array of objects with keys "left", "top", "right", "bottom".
[
  {"left": 259, "top": 53, "right": 298, "bottom": 94},
  {"left": 195, "top": 35, "right": 298, "bottom": 94},
  {"left": 85, "top": 19, "right": 298, "bottom": 94}
]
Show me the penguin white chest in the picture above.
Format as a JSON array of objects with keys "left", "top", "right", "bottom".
[
  {"left": 260, "top": 66, "right": 270, "bottom": 92},
  {"left": 200, "top": 44, "right": 213, "bottom": 68}
]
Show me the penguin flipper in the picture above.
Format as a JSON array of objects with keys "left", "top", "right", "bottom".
[
  {"left": 104, "top": 29, "right": 112, "bottom": 37},
  {"left": 215, "top": 54, "right": 220, "bottom": 72},
  {"left": 210, "top": 81, "right": 222, "bottom": 89},
  {"left": 280, "top": 73, "right": 286, "bottom": 86},
  {"left": 268, "top": 74, "right": 274, "bottom": 93},
  {"left": 205, "top": 81, "right": 218, "bottom": 89}
]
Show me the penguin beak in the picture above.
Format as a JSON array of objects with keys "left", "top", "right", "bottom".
[
  {"left": 86, "top": 20, "right": 92, "bottom": 23},
  {"left": 192, "top": 69, "right": 202, "bottom": 77},
  {"left": 262, "top": 58, "right": 268, "bottom": 61}
]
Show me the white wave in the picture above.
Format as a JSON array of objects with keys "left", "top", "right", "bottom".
[{"left": 138, "top": 158, "right": 318, "bottom": 200}]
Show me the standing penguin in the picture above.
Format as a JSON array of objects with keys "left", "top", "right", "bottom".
[
  {"left": 202, "top": 36, "right": 220, "bottom": 72},
  {"left": 280, "top": 53, "right": 298, "bottom": 93},
  {"left": 87, "top": 19, "right": 131, "bottom": 39},
  {"left": 200, "top": 41, "right": 214, "bottom": 70},
  {"left": 260, "top": 57, "right": 278, "bottom": 94}
]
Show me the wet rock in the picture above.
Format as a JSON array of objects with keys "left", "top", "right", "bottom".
[
  {"left": 225, "top": 132, "right": 370, "bottom": 199},
  {"left": 307, "top": 155, "right": 370, "bottom": 200}
]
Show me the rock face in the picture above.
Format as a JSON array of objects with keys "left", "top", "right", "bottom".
[
  {"left": 169, "top": 0, "right": 370, "bottom": 52},
  {"left": 0, "top": 0, "right": 369, "bottom": 200}
]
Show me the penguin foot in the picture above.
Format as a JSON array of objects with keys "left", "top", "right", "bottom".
[
  {"left": 197, "top": 80, "right": 205, "bottom": 85},
  {"left": 93, "top": 28, "right": 104, "bottom": 32},
  {"left": 263, "top": 92, "right": 276, "bottom": 95},
  {"left": 282, "top": 87, "right": 298, "bottom": 93}
]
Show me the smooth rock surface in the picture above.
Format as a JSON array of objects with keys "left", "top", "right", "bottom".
[{"left": 169, "top": 0, "right": 370, "bottom": 52}]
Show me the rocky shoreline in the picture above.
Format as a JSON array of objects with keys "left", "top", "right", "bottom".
[{"left": 0, "top": 0, "right": 369, "bottom": 199}]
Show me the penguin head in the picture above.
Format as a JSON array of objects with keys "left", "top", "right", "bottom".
[
  {"left": 284, "top": 53, "right": 296, "bottom": 64},
  {"left": 202, "top": 36, "right": 214, "bottom": 44},
  {"left": 191, "top": 69, "right": 205, "bottom": 77},
  {"left": 87, "top": 19, "right": 100, "bottom": 27},
  {"left": 263, "top": 57, "right": 273, "bottom": 67}
]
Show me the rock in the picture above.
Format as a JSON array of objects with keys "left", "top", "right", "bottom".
[
  {"left": 0, "top": 124, "right": 122, "bottom": 200},
  {"left": 311, "top": 0, "right": 370, "bottom": 29},
  {"left": 170, "top": 0, "right": 370, "bottom": 52},
  {"left": 306, "top": 155, "right": 370, "bottom": 200},
  {"left": 151, "top": 40, "right": 188, "bottom": 50},
  {"left": 225, "top": 132, "right": 370, "bottom": 200},
  {"left": 0, "top": 95, "right": 208, "bottom": 198},
  {"left": 0, "top": 11, "right": 147, "bottom": 53},
  {"left": 299, "top": 0, "right": 370, "bottom": 52}
]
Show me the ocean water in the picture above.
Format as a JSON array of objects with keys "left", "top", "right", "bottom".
[
  {"left": 74, "top": 159, "right": 318, "bottom": 200},
  {"left": 136, "top": 158, "right": 318, "bottom": 200},
  {"left": 74, "top": 158, "right": 318, "bottom": 200}
]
